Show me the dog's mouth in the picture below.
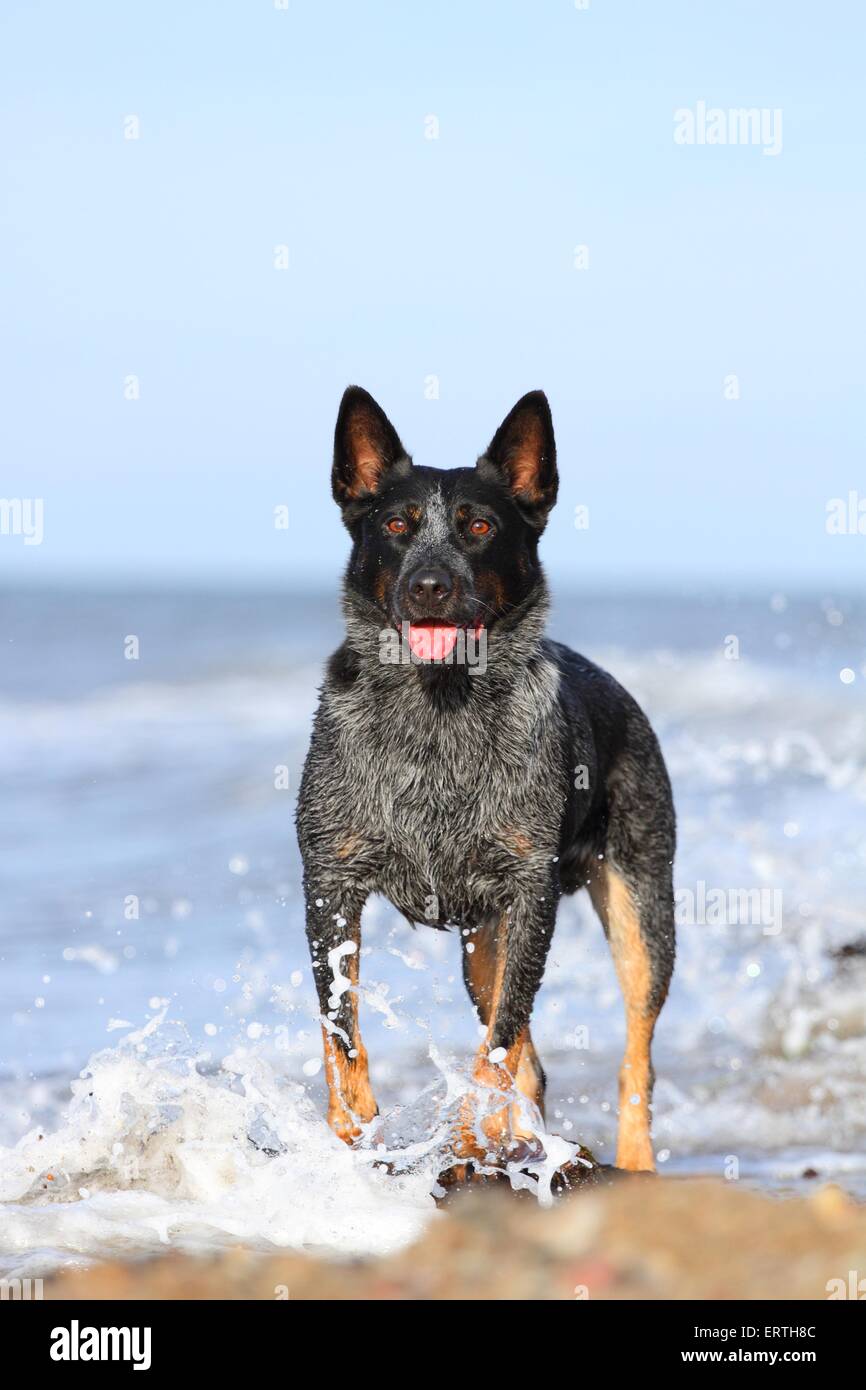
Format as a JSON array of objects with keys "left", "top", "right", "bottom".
[{"left": 401, "top": 619, "right": 485, "bottom": 663}]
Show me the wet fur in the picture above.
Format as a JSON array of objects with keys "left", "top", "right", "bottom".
[{"left": 296, "top": 387, "right": 676, "bottom": 1158}]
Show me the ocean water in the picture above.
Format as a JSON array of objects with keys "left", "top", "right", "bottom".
[{"left": 1, "top": 584, "right": 865, "bottom": 1277}]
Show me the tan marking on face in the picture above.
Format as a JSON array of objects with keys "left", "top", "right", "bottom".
[
  {"left": 373, "top": 571, "right": 392, "bottom": 607},
  {"left": 589, "top": 864, "right": 657, "bottom": 1172},
  {"left": 477, "top": 570, "right": 507, "bottom": 614}
]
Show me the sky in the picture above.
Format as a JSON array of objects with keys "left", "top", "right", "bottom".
[{"left": 1, "top": 0, "right": 864, "bottom": 590}]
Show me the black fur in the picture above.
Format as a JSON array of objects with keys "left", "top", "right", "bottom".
[{"left": 296, "top": 387, "right": 675, "bottom": 1145}]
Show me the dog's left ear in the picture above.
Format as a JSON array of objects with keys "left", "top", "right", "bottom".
[
  {"left": 332, "top": 386, "right": 411, "bottom": 518},
  {"left": 477, "top": 391, "right": 558, "bottom": 529}
]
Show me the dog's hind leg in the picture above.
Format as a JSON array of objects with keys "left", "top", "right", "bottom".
[
  {"left": 462, "top": 916, "right": 547, "bottom": 1131},
  {"left": 305, "top": 886, "right": 378, "bottom": 1145},
  {"left": 588, "top": 861, "right": 674, "bottom": 1172}
]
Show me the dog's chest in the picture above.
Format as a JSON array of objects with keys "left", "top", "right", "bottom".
[{"left": 321, "top": 669, "right": 566, "bottom": 920}]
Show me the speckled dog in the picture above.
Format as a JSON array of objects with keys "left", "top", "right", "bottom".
[{"left": 296, "top": 387, "right": 675, "bottom": 1174}]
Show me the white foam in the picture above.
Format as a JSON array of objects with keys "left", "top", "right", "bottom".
[
  {"left": 0, "top": 1010, "right": 436, "bottom": 1279},
  {"left": 0, "top": 1010, "right": 599, "bottom": 1277}
]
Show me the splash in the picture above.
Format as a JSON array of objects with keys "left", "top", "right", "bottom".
[
  {"left": 0, "top": 1010, "right": 436, "bottom": 1279},
  {"left": 0, "top": 1013, "right": 592, "bottom": 1279}
]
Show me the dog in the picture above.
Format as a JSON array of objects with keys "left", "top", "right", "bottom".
[{"left": 296, "top": 386, "right": 675, "bottom": 1174}]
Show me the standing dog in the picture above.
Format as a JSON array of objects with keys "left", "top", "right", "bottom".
[{"left": 296, "top": 387, "right": 675, "bottom": 1173}]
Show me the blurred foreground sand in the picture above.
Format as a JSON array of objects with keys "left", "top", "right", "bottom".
[{"left": 44, "top": 1177, "right": 866, "bottom": 1300}]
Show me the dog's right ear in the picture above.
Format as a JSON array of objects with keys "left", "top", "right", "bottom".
[{"left": 332, "top": 386, "right": 411, "bottom": 518}]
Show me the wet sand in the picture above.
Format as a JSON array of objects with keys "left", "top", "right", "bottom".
[{"left": 44, "top": 1176, "right": 866, "bottom": 1301}]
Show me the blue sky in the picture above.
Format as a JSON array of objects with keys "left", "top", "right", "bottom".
[{"left": 1, "top": 0, "right": 863, "bottom": 588}]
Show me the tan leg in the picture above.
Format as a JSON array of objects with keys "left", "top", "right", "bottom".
[
  {"left": 460, "top": 916, "right": 544, "bottom": 1153},
  {"left": 319, "top": 915, "right": 378, "bottom": 1144},
  {"left": 322, "top": 1028, "right": 377, "bottom": 1144},
  {"left": 589, "top": 864, "right": 659, "bottom": 1172},
  {"left": 516, "top": 1034, "right": 546, "bottom": 1121}
]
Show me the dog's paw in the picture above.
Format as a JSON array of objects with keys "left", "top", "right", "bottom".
[
  {"left": 434, "top": 1159, "right": 512, "bottom": 1198},
  {"left": 434, "top": 1133, "right": 547, "bottom": 1198}
]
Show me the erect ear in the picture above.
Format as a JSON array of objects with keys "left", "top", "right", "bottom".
[
  {"left": 332, "top": 386, "right": 411, "bottom": 516},
  {"left": 476, "top": 390, "right": 558, "bottom": 529}
]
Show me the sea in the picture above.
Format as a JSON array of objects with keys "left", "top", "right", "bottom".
[{"left": 1, "top": 584, "right": 864, "bottom": 1277}]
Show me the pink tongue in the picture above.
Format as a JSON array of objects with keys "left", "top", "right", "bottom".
[{"left": 407, "top": 623, "right": 459, "bottom": 662}]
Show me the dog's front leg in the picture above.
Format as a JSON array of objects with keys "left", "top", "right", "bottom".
[
  {"left": 453, "top": 887, "right": 558, "bottom": 1167},
  {"left": 303, "top": 878, "right": 378, "bottom": 1144}
]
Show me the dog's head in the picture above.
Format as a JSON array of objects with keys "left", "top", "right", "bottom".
[{"left": 332, "top": 386, "right": 557, "bottom": 661}]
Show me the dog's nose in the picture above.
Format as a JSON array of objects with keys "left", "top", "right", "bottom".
[{"left": 408, "top": 567, "right": 453, "bottom": 605}]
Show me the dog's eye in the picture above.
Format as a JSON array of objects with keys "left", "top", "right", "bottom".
[
  {"left": 386, "top": 517, "right": 408, "bottom": 535},
  {"left": 469, "top": 518, "right": 492, "bottom": 537}
]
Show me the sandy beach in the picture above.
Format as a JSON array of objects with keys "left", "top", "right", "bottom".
[{"left": 41, "top": 1176, "right": 866, "bottom": 1301}]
